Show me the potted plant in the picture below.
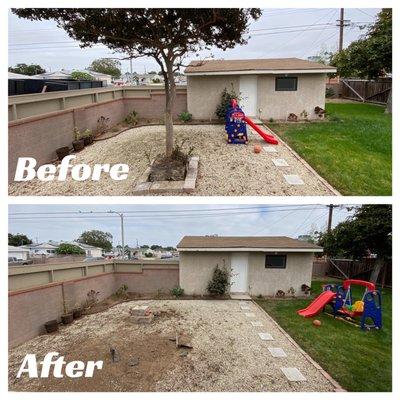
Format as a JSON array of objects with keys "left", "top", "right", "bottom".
[
  {"left": 72, "top": 127, "right": 85, "bottom": 152},
  {"left": 44, "top": 319, "right": 59, "bottom": 333},
  {"left": 55, "top": 146, "right": 70, "bottom": 161},
  {"left": 81, "top": 129, "right": 94, "bottom": 146},
  {"left": 72, "top": 304, "right": 83, "bottom": 319},
  {"left": 61, "top": 313, "right": 74, "bottom": 325}
]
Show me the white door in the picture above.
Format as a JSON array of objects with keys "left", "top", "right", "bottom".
[
  {"left": 230, "top": 252, "right": 249, "bottom": 293},
  {"left": 239, "top": 76, "right": 258, "bottom": 116}
]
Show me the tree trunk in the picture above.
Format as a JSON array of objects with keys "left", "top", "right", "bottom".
[
  {"left": 370, "top": 257, "right": 384, "bottom": 284},
  {"left": 164, "top": 61, "right": 176, "bottom": 157},
  {"left": 385, "top": 89, "right": 392, "bottom": 114}
]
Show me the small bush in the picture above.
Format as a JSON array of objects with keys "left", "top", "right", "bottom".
[
  {"left": 124, "top": 110, "right": 138, "bottom": 126},
  {"left": 179, "top": 111, "right": 192, "bottom": 123},
  {"left": 268, "top": 118, "right": 274, "bottom": 123},
  {"left": 215, "top": 86, "right": 241, "bottom": 120},
  {"left": 325, "top": 87, "right": 335, "bottom": 98},
  {"left": 96, "top": 116, "right": 110, "bottom": 135},
  {"left": 170, "top": 286, "right": 184, "bottom": 298},
  {"left": 207, "top": 265, "right": 230, "bottom": 296},
  {"left": 115, "top": 284, "right": 128, "bottom": 298}
]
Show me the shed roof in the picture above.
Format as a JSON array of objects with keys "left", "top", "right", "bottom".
[
  {"left": 185, "top": 58, "right": 336, "bottom": 75},
  {"left": 177, "top": 236, "right": 322, "bottom": 252}
]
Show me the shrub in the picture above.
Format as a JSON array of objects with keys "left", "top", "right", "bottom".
[
  {"left": 70, "top": 71, "right": 93, "bottom": 81},
  {"left": 207, "top": 265, "right": 230, "bottom": 296},
  {"left": 96, "top": 116, "right": 110, "bottom": 135},
  {"left": 170, "top": 286, "right": 184, "bottom": 298},
  {"left": 115, "top": 284, "right": 128, "bottom": 298},
  {"left": 268, "top": 117, "right": 274, "bottom": 123},
  {"left": 325, "top": 87, "right": 335, "bottom": 98},
  {"left": 124, "top": 110, "right": 138, "bottom": 126},
  {"left": 55, "top": 243, "right": 85, "bottom": 255},
  {"left": 179, "top": 111, "right": 192, "bottom": 123},
  {"left": 73, "top": 127, "right": 92, "bottom": 140},
  {"left": 215, "top": 86, "right": 241, "bottom": 120}
]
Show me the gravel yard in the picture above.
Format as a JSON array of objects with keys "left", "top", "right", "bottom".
[
  {"left": 9, "top": 300, "right": 336, "bottom": 392},
  {"left": 9, "top": 125, "right": 336, "bottom": 196}
]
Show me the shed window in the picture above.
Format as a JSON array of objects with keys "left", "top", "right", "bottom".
[
  {"left": 275, "top": 77, "right": 298, "bottom": 91},
  {"left": 265, "top": 255, "right": 287, "bottom": 269}
]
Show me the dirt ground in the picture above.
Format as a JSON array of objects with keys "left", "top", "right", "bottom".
[
  {"left": 9, "top": 300, "right": 336, "bottom": 392},
  {"left": 9, "top": 125, "right": 336, "bottom": 196}
]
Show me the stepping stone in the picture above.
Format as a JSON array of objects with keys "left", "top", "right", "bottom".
[
  {"left": 281, "top": 367, "right": 307, "bottom": 382},
  {"left": 258, "top": 332, "right": 274, "bottom": 341},
  {"left": 268, "top": 347, "right": 287, "bottom": 358},
  {"left": 244, "top": 312, "right": 256, "bottom": 318},
  {"left": 263, "top": 146, "right": 278, "bottom": 153},
  {"left": 240, "top": 305, "right": 251, "bottom": 310},
  {"left": 272, "top": 158, "right": 289, "bottom": 167},
  {"left": 251, "top": 321, "right": 263, "bottom": 327},
  {"left": 284, "top": 174, "right": 304, "bottom": 185}
]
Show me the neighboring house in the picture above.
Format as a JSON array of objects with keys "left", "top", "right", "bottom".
[
  {"left": 21, "top": 242, "right": 58, "bottom": 257},
  {"left": 8, "top": 245, "right": 30, "bottom": 260},
  {"left": 177, "top": 236, "right": 323, "bottom": 296},
  {"left": 184, "top": 58, "right": 336, "bottom": 120},
  {"left": 8, "top": 72, "right": 35, "bottom": 79},
  {"left": 32, "top": 69, "right": 112, "bottom": 86},
  {"left": 70, "top": 242, "right": 103, "bottom": 258}
]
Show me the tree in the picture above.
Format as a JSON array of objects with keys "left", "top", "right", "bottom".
[
  {"left": 331, "top": 9, "right": 392, "bottom": 79},
  {"left": 12, "top": 8, "right": 261, "bottom": 157},
  {"left": 77, "top": 230, "right": 113, "bottom": 252},
  {"left": 88, "top": 58, "right": 121, "bottom": 79},
  {"left": 70, "top": 71, "right": 93, "bottom": 80},
  {"left": 8, "top": 63, "right": 45, "bottom": 76},
  {"left": 56, "top": 243, "right": 85, "bottom": 255},
  {"left": 8, "top": 233, "right": 32, "bottom": 246},
  {"left": 318, "top": 205, "right": 391, "bottom": 282}
]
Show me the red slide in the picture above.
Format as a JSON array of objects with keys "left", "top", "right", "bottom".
[
  {"left": 297, "top": 290, "right": 336, "bottom": 318},
  {"left": 243, "top": 116, "right": 278, "bottom": 145}
]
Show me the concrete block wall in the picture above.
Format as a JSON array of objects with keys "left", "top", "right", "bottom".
[{"left": 8, "top": 260, "right": 179, "bottom": 348}]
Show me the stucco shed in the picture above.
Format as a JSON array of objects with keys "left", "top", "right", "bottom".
[
  {"left": 184, "top": 58, "right": 336, "bottom": 121},
  {"left": 177, "top": 236, "right": 323, "bottom": 297}
]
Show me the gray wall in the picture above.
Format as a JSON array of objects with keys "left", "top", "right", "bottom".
[
  {"left": 187, "top": 73, "right": 327, "bottom": 121},
  {"left": 179, "top": 251, "right": 314, "bottom": 296}
]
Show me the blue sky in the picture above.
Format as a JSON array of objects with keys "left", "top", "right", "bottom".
[
  {"left": 8, "top": 8, "right": 380, "bottom": 73},
  {"left": 9, "top": 204, "right": 354, "bottom": 247}
]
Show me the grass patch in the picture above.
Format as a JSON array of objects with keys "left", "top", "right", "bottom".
[
  {"left": 270, "top": 103, "right": 392, "bottom": 195},
  {"left": 256, "top": 279, "right": 392, "bottom": 392}
]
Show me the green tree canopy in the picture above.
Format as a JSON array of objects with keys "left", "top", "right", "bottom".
[
  {"left": 56, "top": 243, "right": 85, "bottom": 255},
  {"left": 76, "top": 230, "right": 113, "bottom": 252},
  {"left": 12, "top": 8, "right": 261, "bottom": 157},
  {"left": 88, "top": 58, "right": 121, "bottom": 79},
  {"left": 318, "top": 205, "right": 391, "bottom": 282},
  {"left": 8, "top": 63, "right": 46, "bottom": 76},
  {"left": 70, "top": 71, "right": 93, "bottom": 80},
  {"left": 8, "top": 233, "right": 32, "bottom": 246},
  {"left": 331, "top": 9, "right": 392, "bottom": 79}
]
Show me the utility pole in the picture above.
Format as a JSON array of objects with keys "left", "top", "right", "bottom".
[
  {"left": 108, "top": 211, "right": 125, "bottom": 258},
  {"left": 327, "top": 204, "right": 339, "bottom": 233},
  {"left": 337, "top": 8, "right": 350, "bottom": 52}
]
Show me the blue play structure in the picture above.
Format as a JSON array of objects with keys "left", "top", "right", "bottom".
[
  {"left": 322, "top": 279, "right": 382, "bottom": 330},
  {"left": 224, "top": 99, "right": 248, "bottom": 144}
]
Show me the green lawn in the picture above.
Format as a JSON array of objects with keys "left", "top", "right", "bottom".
[
  {"left": 270, "top": 103, "right": 392, "bottom": 195},
  {"left": 256, "top": 279, "right": 392, "bottom": 392}
]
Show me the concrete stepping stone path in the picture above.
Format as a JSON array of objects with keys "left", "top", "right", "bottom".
[
  {"left": 284, "top": 174, "right": 305, "bottom": 185},
  {"left": 263, "top": 145, "right": 278, "bottom": 153},
  {"left": 268, "top": 347, "right": 287, "bottom": 358},
  {"left": 281, "top": 367, "right": 307, "bottom": 382},
  {"left": 240, "top": 305, "right": 251, "bottom": 310},
  {"left": 272, "top": 158, "right": 289, "bottom": 167},
  {"left": 258, "top": 332, "right": 274, "bottom": 341},
  {"left": 251, "top": 321, "right": 264, "bottom": 327},
  {"left": 244, "top": 312, "right": 256, "bottom": 318}
]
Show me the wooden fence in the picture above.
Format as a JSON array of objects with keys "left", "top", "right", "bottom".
[
  {"left": 326, "top": 258, "right": 391, "bottom": 287},
  {"left": 341, "top": 78, "right": 391, "bottom": 105}
]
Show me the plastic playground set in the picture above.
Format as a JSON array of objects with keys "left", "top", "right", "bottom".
[
  {"left": 297, "top": 279, "right": 382, "bottom": 330},
  {"left": 224, "top": 99, "right": 278, "bottom": 145}
]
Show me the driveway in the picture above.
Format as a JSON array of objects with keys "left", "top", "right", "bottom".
[{"left": 9, "top": 300, "right": 339, "bottom": 391}]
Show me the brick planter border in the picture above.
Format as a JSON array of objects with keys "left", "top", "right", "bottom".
[{"left": 133, "top": 156, "right": 199, "bottom": 194}]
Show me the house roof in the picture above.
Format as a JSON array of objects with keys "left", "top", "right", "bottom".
[
  {"left": 184, "top": 58, "right": 336, "bottom": 75},
  {"left": 177, "top": 236, "right": 322, "bottom": 252}
]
